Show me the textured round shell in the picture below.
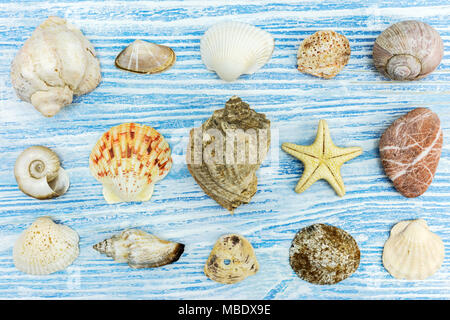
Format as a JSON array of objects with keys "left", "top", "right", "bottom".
[
  {"left": 89, "top": 123, "right": 172, "bottom": 204},
  {"left": 373, "top": 21, "right": 443, "bottom": 80},
  {"left": 289, "top": 224, "right": 360, "bottom": 285},
  {"left": 297, "top": 30, "right": 351, "bottom": 79},
  {"left": 13, "top": 217, "right": 79, "bottom": 275},
  {"left": 200, "top": 21, "right": 274, "bottom": 81},
  {"left": 93, "top": 229, "right": 184, "bottom": 268},
  {"left": 383, "top": 219, "right": 444, "bottom": 280},
  {"left": 204, "top": 234, "right": 259, "bottom": 284},
  {"left": 115, "top": 40, "right": 176, "bottom": 74},
  {"left": 14, "top": 146, "right": 69, "bottom": 199}
]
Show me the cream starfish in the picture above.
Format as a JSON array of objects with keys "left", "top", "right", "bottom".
[{"left": 282, "top": 120, "right": 362, "bottom": 197}]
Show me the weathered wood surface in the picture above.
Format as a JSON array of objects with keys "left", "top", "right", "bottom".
[{"left": 0, "top": 0, "right": 449, "bottom": 299}]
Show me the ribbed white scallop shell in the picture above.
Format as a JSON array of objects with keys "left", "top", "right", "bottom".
[
  {"left": 200, "top": 21, "right": 274, "bottom": 82},
  {"left": 383, "top": 219, "right": 444, "bottom": 280}
]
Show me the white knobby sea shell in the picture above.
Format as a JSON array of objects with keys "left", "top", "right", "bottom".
[
  {"left": 10, "top": 16, "right": 101, "bottom": 117},
  {"left": 14, "top": 146, "right": 69, "bottom": 199},
  {"left": 200, "top": 21, "right": 274, "bottom": 82},
  {"left": 13, "top": 217, "right": 79, "bottom": 275},
  {"left": 383, "top": 219, "right": 444, "bottom": 280},
  {"left": 89, "top": 123, "right": 172, "bottom": 204},
  {"left": 115, "top": 40, "right": 176, "bottom": 74},
  {"left": 373, "top": 20, "right": 443, "bottom": 80},
  {"left": 93, "top": 229, "right": 184, "bottom": 268}
]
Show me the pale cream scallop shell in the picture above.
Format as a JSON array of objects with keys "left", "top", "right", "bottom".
[
  {"left": 14, "top": 146, "right": 69, "bottom": 199},
  {"left": 200, "top": 21, "right": 274, "bottom": 82},
  {"left": 115, "top": 40, "right": 176, "bottom": 74},
  {"left": 383, "top": 219, "right": 444, "bottom": 280},
  {"left": 13, "top": 217, "right": 79, "bottom": 275}
]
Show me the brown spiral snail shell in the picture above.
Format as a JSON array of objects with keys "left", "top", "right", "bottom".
[{"left": 373, "top": 20, "right": 443, "bottom": 81}]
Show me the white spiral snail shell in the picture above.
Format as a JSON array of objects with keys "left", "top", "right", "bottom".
[{"left": 14, "top": 146, "right": 70, "bottom": 199}]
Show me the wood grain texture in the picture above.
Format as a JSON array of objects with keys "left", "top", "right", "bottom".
[{"left": 0, "top": 0, "right": 449, "bottom": 299}]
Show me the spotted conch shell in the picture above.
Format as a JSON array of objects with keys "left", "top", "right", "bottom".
[
  {"left": 204, "top": 234, "right": 259, "bottom": 284},
  {"left": 89, "top": 123, "right": 172, "bottom": 204},
  {"left": 187, "top": 96, "right": 271, "bottom": 213},
  {"left": 93, "top": 229, "right": 184, "bottom": 268},
  {"left": 10, "top": 16, "right": 101, "bottom": 117},
  {"left": 383, "top": 219, "right": 444, "bottom": 280},
  {"left": 115, "top": 40, "right": 176, "bottom": 74},
  {"left": 13, "top": 217, "right": 79, "bottom": 275},
  {"left": 297, "top": 30, "right": 351, "bottom": 79}
]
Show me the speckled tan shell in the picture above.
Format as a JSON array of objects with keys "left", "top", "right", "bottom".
[
  {"left": 89, "top": 123, "right": 172, "bottom": 204},
  {"left": 13, "top": 217, "right": 79, "bottom": 275},
  {"left": 289, "top": 224, "right": 360, "bottom": 285},
  {"left": 204, "top": 234, "right": 259, "bottom": 284},
  {"left": 383, "top": 219, "right": 444, "bottom": 280},
  {"left": 297, "top": 30, "right": 351, "bottom": 79},
  {"left": 93, "top": 229, "right": 184, "bottom": 269},
  {"left": 115, "top": 40, "right": 176, "bottom": 74},
  {"left": 373, "top": 21, "right": 443, "bottom": 80}
]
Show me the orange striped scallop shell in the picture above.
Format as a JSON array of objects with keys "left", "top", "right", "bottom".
[{"left": 89, "top": 123, "right": 172, "bottom": 204}]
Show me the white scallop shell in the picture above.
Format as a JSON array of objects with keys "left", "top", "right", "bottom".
[
  {"left": 200, "top": 21, "right": 274, "bottom": 82},
  {"left": 13, "top": 217, "right": 79, "bottom": 275},
  {"left": 383, "top": 219, "right": 444, "bottom": 280}
]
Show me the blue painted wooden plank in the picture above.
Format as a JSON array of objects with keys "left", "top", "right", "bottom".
[{"left": 0, "top": 0, "right": 450, "bottom": 299}]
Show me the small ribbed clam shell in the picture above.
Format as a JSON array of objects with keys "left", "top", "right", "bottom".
[
  {"left": 373, "top": 20, "right": 443, "bottom": 80},
  {"left": 200, "top": 21, "right": 274, "bottom": 81},
  {"left": 204, "top": 234, "right": 259, "bottom": 284},
  {"left": 14, "top": 146, "right": 70, "bottom": 199},
  {"left": 383, "top": 219, "right": 444, "bottom": 280},
  {"left": 297, "top": 30, "right": 351, "bottom": 79},
  {"left": 289, "top": 224, "right": 360, "bottom": 285},
  {"left": 13, "top": 217, "right": 79, "bottom": 275},
  {"left": 89, "top": 123, "right": 172, "bottom": 204},
  {"left": 115, "top": 40, "right": 176, "bottom": 74},
  {"left": 93, "top": 229, "right": 184, "bottom": 268}
]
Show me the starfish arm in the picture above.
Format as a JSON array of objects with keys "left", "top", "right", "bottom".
[
  {"left": 322, "top": 164, "right": 346, "bottom": 197},
  {"left": 312, "top": 120, "right": 327, "bottom": 153},
  {"left": 282, "top": 142, "right": 317, "bottom": 163},
  {"left": 294, "top": 162, "right": 322, "bottom": 194},
  {"left": 332, "top": 146, "right": 362, "bottom": 166}
]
